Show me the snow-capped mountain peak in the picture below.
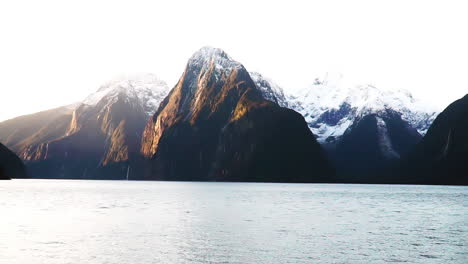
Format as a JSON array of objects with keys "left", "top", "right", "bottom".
[
  {"left": 187, "top": 47, "right": 243, "bottom": 79},
  {"left": 82, "top": 73, "right": 170, "bottom": 116},
  {"left": 188, "top": 46, "right": 241, "bottom": 67},
  {"left": 288, "top": 76, "right": 440, "bottom": 143}
]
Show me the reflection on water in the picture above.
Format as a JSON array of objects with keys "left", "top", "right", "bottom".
[{"left": 0, "top": 180, "right": 466, "bottom": 263}]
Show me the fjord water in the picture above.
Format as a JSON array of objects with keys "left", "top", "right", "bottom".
[{"left": 0, "top": 180, "right": 466, "bottom": 264}]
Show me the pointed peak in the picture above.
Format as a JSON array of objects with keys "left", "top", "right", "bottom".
[
  {"left": 187, "top": 46, "right": 241, "bottom": 71},
  {"left": 190, "top": 46, "right": 232, "bottom": 61}
]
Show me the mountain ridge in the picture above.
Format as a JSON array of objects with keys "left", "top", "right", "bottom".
[
  {"left": 0, "top": 74, "right": 171, "bottom": 179},
  {"left": 251, "top": 73, "right": 440, "bottom": 143}
]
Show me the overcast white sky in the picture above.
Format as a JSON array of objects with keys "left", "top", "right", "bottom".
[{"left": 0, "top": 0, "right": 467, "bottom": 121}]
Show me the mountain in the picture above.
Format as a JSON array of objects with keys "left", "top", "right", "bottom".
[
  {"left": 82, "top": 73, "right": 169, "bottom": 116},
  {"left": 400, "top": 95, "right": 468, "bottom": 185},
  {"left": 0, "top": 143, "right": 27, "bottom": 179},
  {"left": 331, "top": 110, "right": 422, "bottom": 182},
  {"left": 244, "top": 73, "right": 438, "bottom": 144},
  {"left": 247, "top": 74, "right": 440, "bottom": 182},
  {"left": 0, "top": 104, "right": 76, "bottom": 153},
  {"left": 140, "top": 47, "right": 334, "bottom": 182},
  {"left": 0, "top": 73, "right": 170, "bottom": 179},
  {"left": 285, "top": 76, "right": 438, "bottom": 143}
]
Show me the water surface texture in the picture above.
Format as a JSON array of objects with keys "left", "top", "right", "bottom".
[{"left": 0, "top": 180, "right": 466, "bottom": 263}]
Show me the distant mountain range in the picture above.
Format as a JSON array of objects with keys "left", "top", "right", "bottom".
[
  {"left": 0, "top": 46, "right": 465, "bottom": 184},
  {"left": 250, "top": 72, "right": 448, "bottom": 181},
  {"left": 253, "top": 73, "right": 439, "bottom": 143}
]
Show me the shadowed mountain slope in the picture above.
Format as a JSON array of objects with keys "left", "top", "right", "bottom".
[
  {"left": 399, "top": 94, "right": 468, "bottom": 185},
  {"left": 0, "top": 143, "right": 27, "bottom": 179},
  {"left": 0, "top": 74, "right": 170, "bottom": 179}
]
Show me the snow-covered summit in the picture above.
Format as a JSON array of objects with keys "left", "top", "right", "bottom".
[
  {"left": 187, "top": 47, "right": 243, "bottom": 78},
  {"left": 288, "top": 75, "right": 440, "bottom": 143},
  {"left": 82, "top": 73, "right": 170, "bottom": 116}
]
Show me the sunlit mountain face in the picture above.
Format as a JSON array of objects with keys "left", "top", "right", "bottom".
[{"left": 0, "top": 74, "right": 170, "bottom": 179}]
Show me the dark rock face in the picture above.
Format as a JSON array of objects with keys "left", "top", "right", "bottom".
[
  {"left": 400, "top": 95, "right": 468, "bottom": 185},
  {"left": 314, "top": 103, "right": 354, "bottom": 128},
  {"left": 212, "top": 104, "right": 332, "bottom": 182},
  {"left": 0, "top": 143, "right": 27, "bottom": 179},
  {"left": 331, "top": 110, "right": 422, "bottom": 183},
  {"left": 141, "top": 47, "right": 334, "bottom": 182}
]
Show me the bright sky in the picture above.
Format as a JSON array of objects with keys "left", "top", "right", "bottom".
[{"left": 0, "top": 0, "right": 467, "bottom": 121}]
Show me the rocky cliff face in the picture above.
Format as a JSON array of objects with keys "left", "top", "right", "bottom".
[
  {"left": 400, "top": 94, "right": 468, "bottom": 185},
  {"left": 0, "top": 143, "right": 27, "bottom": 179},
  {"left": 141, "top": 47, "right": 334, "bottom": 182}
]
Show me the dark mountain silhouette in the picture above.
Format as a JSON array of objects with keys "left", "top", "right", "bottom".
[
  {"left": 0, "top": 143, "right": 27, "bottom": 179},
  {"left": 399, "top": 95, "right": 468, "bottom": 185},
  {"left": 330, "top": 110, "right": 422, "bottom": 183}
]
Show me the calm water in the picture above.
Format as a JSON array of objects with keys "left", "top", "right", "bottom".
[{"left": 0, "top": 180, "right": 466, "bottom": 264}]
